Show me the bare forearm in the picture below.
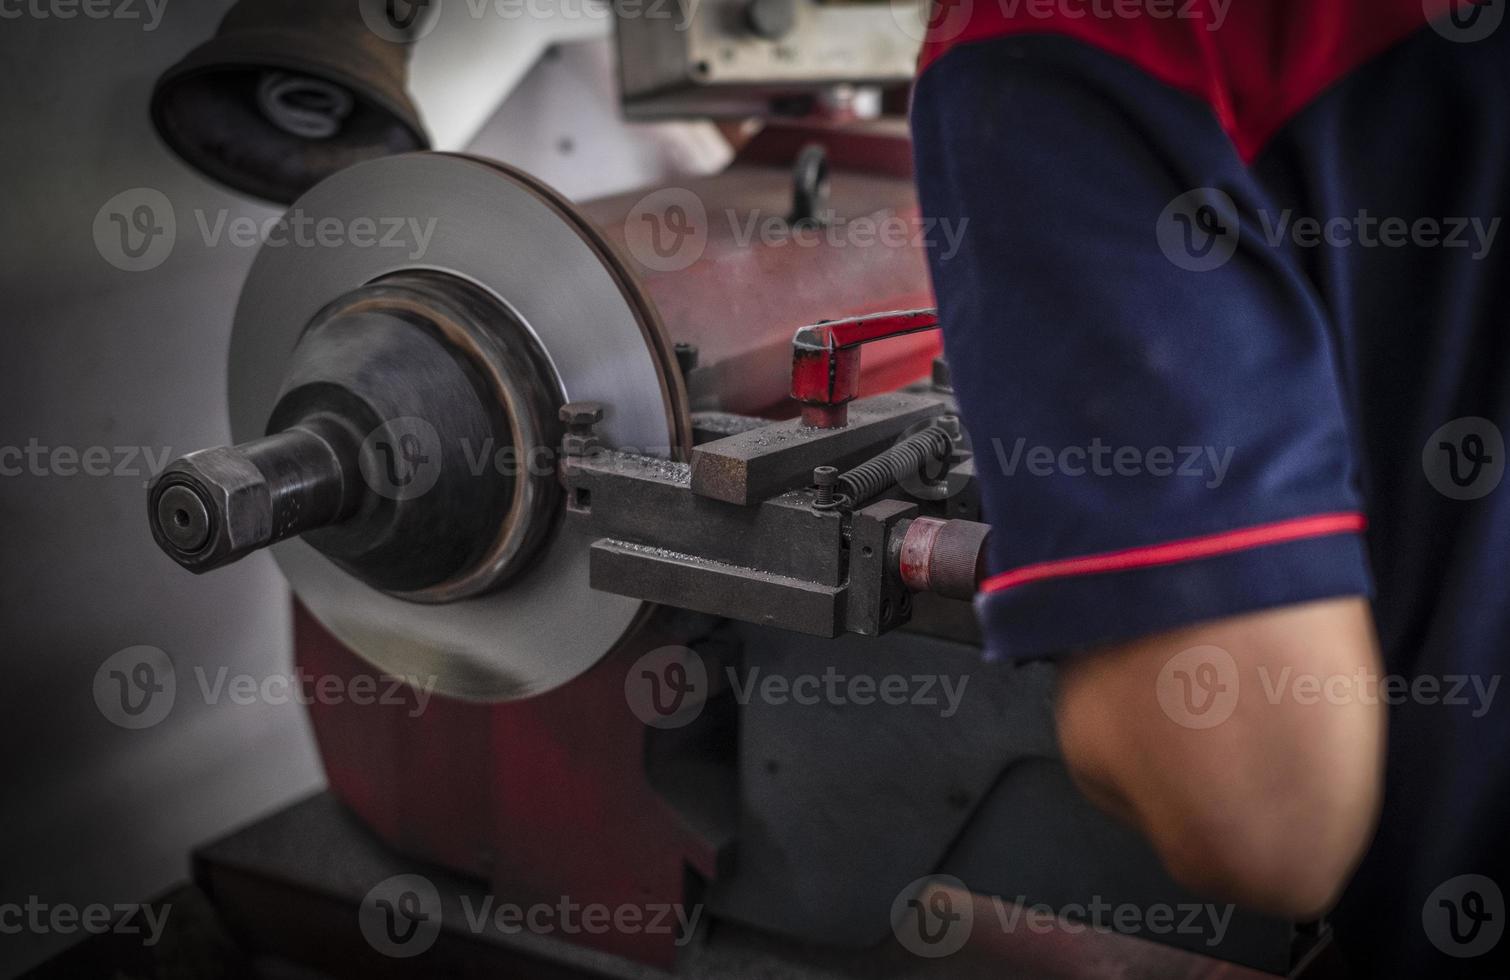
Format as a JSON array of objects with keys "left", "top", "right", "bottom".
[{"left": 1055, "top": 597, "right": 1386, "bottom": 919}]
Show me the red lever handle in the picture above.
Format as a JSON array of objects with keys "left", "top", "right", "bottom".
[{"left": 790, "top": 308, "right": 940, "bottom": 428}]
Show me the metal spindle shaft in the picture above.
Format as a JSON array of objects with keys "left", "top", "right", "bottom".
[{"left": 148, "top": 419, "right": 359, "bottom": 573}]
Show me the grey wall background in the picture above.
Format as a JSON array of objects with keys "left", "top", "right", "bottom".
[
  {"left": 0, "top": 5, "right": 723, "bottom": 974},
  {"left": 0, "top": 8, "right": 323, "bottom": 976}
]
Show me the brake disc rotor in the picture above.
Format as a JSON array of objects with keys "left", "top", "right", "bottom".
[{"left": 229, "top": 152, "right": 689, "bottom": 701}]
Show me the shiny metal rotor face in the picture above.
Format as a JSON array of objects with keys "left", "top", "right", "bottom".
[{"left": 229, "top": 153, "right": 684, "bottom": 701}]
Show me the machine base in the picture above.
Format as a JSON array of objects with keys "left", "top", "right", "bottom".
[{"left": 24, "top": 792, "right": 1328, "bottom": 979}]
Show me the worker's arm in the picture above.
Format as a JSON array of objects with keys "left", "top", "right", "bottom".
[
  {"left": 910, "top": 31, "right": 1387, "bottom": 919},
  {"left": 1056, "top": 598, "right": 1386, "bottom": 920}
]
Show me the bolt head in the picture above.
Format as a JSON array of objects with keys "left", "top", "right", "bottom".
[
  {"left": 560, "top": 401, "right": 605, "bottom": 426},
  {"left": 148, "top": 448, "right": 272, "bottom": 571}
]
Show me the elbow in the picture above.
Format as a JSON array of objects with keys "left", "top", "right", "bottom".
[
  {"left": 1054, "top": 597, "right": 1389, "bottom": 922},
  {"left": 1144, "top": 754, "right": 1383, "bottom": 921},
  {"left": 1156, "top": 811, "right": 1368, "bottom": 921},
  {"left": 1059, "top": 727, "right": 1383, "bottom": 920}
]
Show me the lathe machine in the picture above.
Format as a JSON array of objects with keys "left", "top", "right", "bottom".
[{"left": 133, "top": 1, "right": 1312, "bottom": 976}]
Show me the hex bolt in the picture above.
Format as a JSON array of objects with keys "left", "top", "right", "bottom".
[
  {"left": 936, "top": 414, "right": 962, "bottom": 440},
  {"left": 560, "top": 402, "right": 604, "bottom": 427},
  {"left": 146, "top": 420, "right": 359, "bottom": 574},
  {"left": 560, "top": 401, "right": 606, "bottom": 457},
  {"left": 813, "top": 465, "right": 839, "bottom": 508}
]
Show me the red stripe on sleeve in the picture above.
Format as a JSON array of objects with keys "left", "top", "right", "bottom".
[{"left": 981, "top": 512, "right": 1367, "bottom": 594}]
